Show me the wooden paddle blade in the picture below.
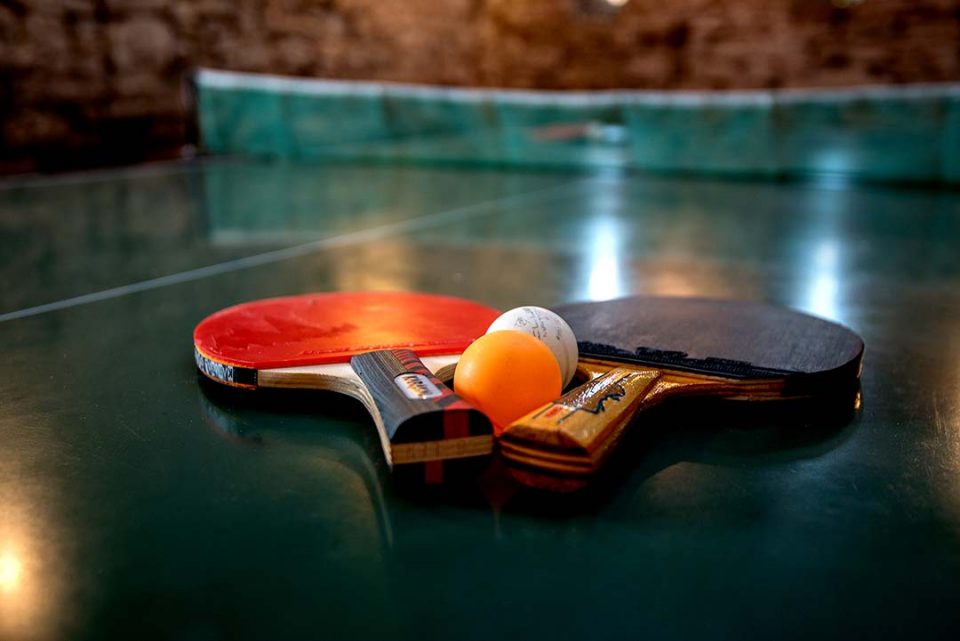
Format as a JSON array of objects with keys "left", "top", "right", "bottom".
[{"left": 350, "top": 349, "right": 493, "bottom": 484}]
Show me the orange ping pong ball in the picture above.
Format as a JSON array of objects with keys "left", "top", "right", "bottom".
[{"left": 454, "top": 330, "right": 563, "bottom": 435}]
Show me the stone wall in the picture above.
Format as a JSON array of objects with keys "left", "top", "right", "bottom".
[{"left": 1, "top": 0, "right": 958, "bottom": 172}]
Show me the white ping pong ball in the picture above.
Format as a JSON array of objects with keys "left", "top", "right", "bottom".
[{"left": 486, "top": 306, "right": 578, "bottom": 387}]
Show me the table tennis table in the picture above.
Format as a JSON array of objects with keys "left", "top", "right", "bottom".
[{"left": 2, "top": 144, "right": 959, "bottom": 639}]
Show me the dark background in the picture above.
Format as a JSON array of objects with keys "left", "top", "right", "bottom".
[{"left": 2, "top": 0, "right": 959, "bottom": 173}]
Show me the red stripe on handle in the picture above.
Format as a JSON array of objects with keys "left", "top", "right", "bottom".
[
  {"left": 425, "top": 461, "right": 443, "bottom": 484},
  {"left": 443, "top": 407, "right": 470, "bottom": 440}
]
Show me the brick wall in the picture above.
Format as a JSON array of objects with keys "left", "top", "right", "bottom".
[{"left": 1, "top": 0, "right": 958, "bottom": 172}]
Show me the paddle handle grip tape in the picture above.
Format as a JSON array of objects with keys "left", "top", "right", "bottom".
[{"left": 350, "top": 349, "right": 493, "bottom": 478}]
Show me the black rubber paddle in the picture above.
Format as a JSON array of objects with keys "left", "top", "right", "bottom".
[{"left": 500, "top": 296, "right": 864, "bottom": 490}]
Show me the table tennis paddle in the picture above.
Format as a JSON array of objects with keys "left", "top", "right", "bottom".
[
  {"left": 193, "top": 291, "right": 500, "bottom": 483},
  {"left": 499, "top": 296, "right": 864, "bottom": 490}
]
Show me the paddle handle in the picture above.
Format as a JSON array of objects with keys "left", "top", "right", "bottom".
[
  {"left": 502, "top": 367, "right": 667, "bottom": 460},
  {"left": 501, "top": 366, "right": 749, "bottom": 482},
  {"left": 350, "top": 349, "right": 493, "bottom": 482}
]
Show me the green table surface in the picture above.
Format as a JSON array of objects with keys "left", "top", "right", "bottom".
[{"left": 1, "top": 159, "right": 959, "bottom": 641}]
